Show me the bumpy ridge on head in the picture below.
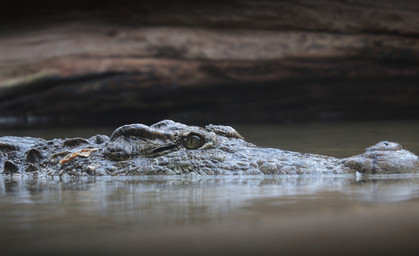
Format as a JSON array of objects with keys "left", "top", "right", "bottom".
[{"left": 110, "top": 124, "right": 175, "bottom": 141}]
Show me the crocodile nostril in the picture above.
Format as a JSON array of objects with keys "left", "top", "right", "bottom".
[{"left": 366, "top": 141, "right": 403, "bottom": 152}]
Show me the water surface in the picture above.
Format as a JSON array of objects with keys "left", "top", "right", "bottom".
[{"left": 1, "top": 121, "right": 419, "bottom": 255}]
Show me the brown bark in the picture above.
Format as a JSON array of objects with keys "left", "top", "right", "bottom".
[{"left": 0, "top": 0, "right": 418, "bottom": 127}]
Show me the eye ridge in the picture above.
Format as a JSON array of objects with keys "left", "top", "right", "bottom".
[{"left": 182, "top": 134, "right": 205, "bottom": 150}]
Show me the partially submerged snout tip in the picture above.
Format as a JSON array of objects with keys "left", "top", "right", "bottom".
[
  {"left": 342, "top": 141, "right": 419, "bottom": 174},
  {"left": 366, "top": 141, "right": 403, "bottom": 152}
]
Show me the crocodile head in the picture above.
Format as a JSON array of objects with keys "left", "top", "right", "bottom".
[
  {"left": 96, "top": 120, "right": 416, "bottom": 175},
  {"left": 1, "top": 120, "right": 418, "bottom": 176}
]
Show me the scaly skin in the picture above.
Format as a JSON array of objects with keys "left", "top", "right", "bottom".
[{"left": 0, "top": 120, "right": 418, "bottom": 176}]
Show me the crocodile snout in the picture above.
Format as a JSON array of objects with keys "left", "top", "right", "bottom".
[{"left": 342, "top": 141, "right": 419, "bottom": 174}]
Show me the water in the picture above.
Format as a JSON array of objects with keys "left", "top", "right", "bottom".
[{"left": 1, "top": 121, "right": 419, "bottom": 255}]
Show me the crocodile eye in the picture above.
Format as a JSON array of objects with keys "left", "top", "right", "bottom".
[{"left": 182, "top": 134, "right": 205, "bottom": 150}]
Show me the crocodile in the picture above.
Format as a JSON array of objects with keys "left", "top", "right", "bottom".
[{"left": 0, "top": 120, "right": 418, "bottom": 176}]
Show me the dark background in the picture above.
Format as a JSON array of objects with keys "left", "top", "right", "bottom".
[{"left": 0, "top": 0, "right": 418, "bottom": 127}]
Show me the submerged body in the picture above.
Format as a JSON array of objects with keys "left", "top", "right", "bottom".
[{"left": 0, "top": 120, "right": 418, "bottom": 176}]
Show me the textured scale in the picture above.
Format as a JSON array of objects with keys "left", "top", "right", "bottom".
[{"left": 0, "top": 120, "right": 418, "bottom": 177}]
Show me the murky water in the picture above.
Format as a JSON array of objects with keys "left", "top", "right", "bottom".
[{"left": 1, "top": 121, "right": 419, "bottom": 255}]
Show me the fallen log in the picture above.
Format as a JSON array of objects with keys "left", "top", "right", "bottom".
[{"left": 0, "top": 0, "right": 418, "bottom": 126}]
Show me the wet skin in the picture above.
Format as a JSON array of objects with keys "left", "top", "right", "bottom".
[{"left": 0, "top": 120, "right": 418, "bottom": 176}]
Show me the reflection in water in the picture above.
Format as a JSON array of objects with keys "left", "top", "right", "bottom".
[
  {"left": 1, "top": 122, "right": 418, "bottom": 254},
  {"left": 2, "top": 174, "right": 419, "bottom": 235},
  {"left": 347, "top": 175, "right": 419, "bottom": 202}
]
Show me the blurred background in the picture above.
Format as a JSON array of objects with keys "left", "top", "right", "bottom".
[{"left": 0, "top": 0, "right": 418, "bottom": 128}]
